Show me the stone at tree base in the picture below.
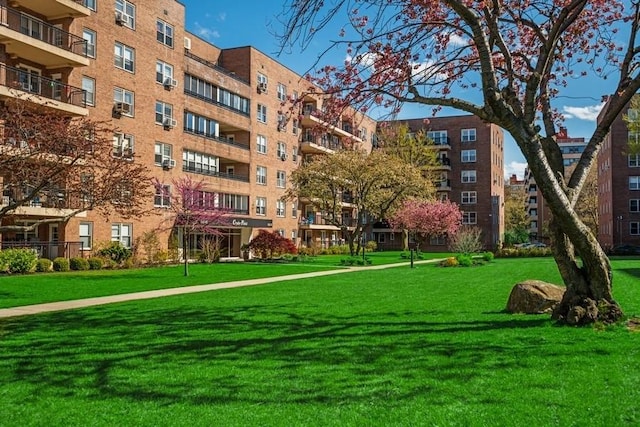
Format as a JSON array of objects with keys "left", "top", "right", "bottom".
[{"left": 506, "top": 280, "right": 565, "bottom": 314}]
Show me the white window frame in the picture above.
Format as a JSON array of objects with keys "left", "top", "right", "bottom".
[
  {"left": 257, "top": 134, "right": 267, "bottom": 154},
  {"left": 277, "top": 82, "right": 287, "bottom": 101},
  {"left": 276, "top": 199, "right": 285, "bottom": 217},
  {"left": 461, "top": 149, "right": 477, "bottom": 163},
  {"left": 79, "top": 222, "right": 93, "bottom": 250},
  {"left": 115, "top": 0, "right": 136, "bottom": 29},
  {"left": 257, "top": 104, "right": 267, "bottom": 123},
  {"left": 82, "top": 76, "right": 95, "bottom": 106},
  {"left": 111, "top": 223, "right": 132, "bottom": 247},
  {"left": 114, "top": 42, "right": 134, "bottom": 72},
  {"left": 256, "top": 197, "right": 266, "bottom": 215},
  {"left": 257, "top": 166, "right": 267, "bottom": 185},
  {"left": 461, "top": 128, "right": 477, "bottom": 142},
  {"left": 84, "top": 0, "right": 96, "bottom": 11},
  {"left": 156, "top": 19, "right": 174, "bottom": 47},
  {"left": 154, "top": 184, "right": 171, "bottom": 208},
  {"left": 277, "top": 141, "right": 286, "bottom": 158},
  {"left": 462, "top": 212, "right": 477, "bottom": 225},
  {"left": 630, "top": 176, "right": 640, "bottom": 190},
  {"left": 156, "top": 60, "right": 174, "bottom": 84},
  {"left": 631, "top": 222, "right": 640, "bottom": 236},
  {"left": 154, "top": 142, "right": 172, "bottom": 166},
  {"left": 83, "top": 28, "right": 96, "bottom": 58},
  {"left": 427, "top": 130, "right": 448, "bottom": 145},
  {"left": 113, "top": 132, "right": 134, "bottom": 158},
  {"left": 461, "top": 191, "right": 477, "bottom": 204},
  {"left": 155, "top": 101, "right": 174, "bottom": 125},
  {"left": 276, "top": 170, "right": 286, "bottom": 188},
  {"left": 461, "top": 170, "right": 477, "bottom": 183},
  {"left": 629, "top": 154, "right": 640, "bottom": 168},
  {"left": 113, "top": 87, "right": 134, "bottom": 116}
]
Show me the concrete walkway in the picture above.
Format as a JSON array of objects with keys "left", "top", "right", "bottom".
[{"left": 0, "top": 258, "right": 444, "bottom": 319}]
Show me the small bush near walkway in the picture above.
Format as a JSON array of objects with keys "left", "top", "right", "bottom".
[
  {"left": 70, "top": 257, "right": 90, "bottom": 271},
  {"left": 0, "top": 248, "right": 38, "bottom": 274},
  {"left": 52, "top": 257, "right": 70, "bottom": 272}
]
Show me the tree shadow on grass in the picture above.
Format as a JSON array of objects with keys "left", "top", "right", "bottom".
[
  {"left": 618, "top": 268, "right": 640, "bottom": 280},
  {"left": 0, "top": 305, "right": 561, "bottom": 407}
]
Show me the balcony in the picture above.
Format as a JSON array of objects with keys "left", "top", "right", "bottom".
[
  {"left": 299, "top": 215, "right": 356, "bottom": 230},
  {"left": 300, "top": 136, "right": 343, "bottom": 155},
  {"left": 0, "top": 63, "right": 88, "bottom": 115},
  {"left": 182, "top": 164, "right": 250, "bottom": 183},
  {"left": 436, "top": 179, "right": 452, "bottom": 191},
  {"left": 0, "top": 6, "right": 89, "bottom": 68},
  {"left": 8, "top": 0, "right": 91, "bottom": 19},
  {"left": 183, "top": 127, "right": 250, "bottom": 151},
  {"left": 1, "top": 191, "right": 87, "bottom": 218},
  {"left": 428, "top": 137, "right": 452, "bottom": 150},
  {"left": 301, "top": 106, "right": 363, "bottom": 142},
  {"left": 435, "top": 157, "right": 452, "bottom": 170}
]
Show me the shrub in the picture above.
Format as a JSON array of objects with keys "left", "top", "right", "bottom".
[
  {"left": 121, "top": 258, "right": 135, "bottom": 269},
  {"left": 0, "top": 248, "right": 38, "bottom": 274},
  {"left": 482, "top": 251, "right": 495, "bottom": 262},
  {"left": 96, "top": 241, "right": 132, "bottom": 264},
  {"left": 248, "top": 230, "right": 297, "bottom": 259},
  {"left": 101, "top": 258, "right": 118, "bottom": 269},
  {"left": 88, "top": 257, "right": 104, "bottom": 270},
  {"left": 340, "top": 256, "right": 372, "bottom": 266},
  {"left": 365, "top": 240, "right": 377, "bottom": 252},
  {"left": 137, "top": 231, "right": 161, "bottom": 265},
  {"left": 456, "top": 253, "right": 474, "bottom": 267},
  {"left": 35, "top": 258, "right": 52, "bottom": 273},
  {"left": 440, "top": 257, "right": 459, "bottom": 267},
  {"left": 69, "top": 257, "right": 90, "bottom": 271},
  {"left": 153, "top": 250, "right": 169, "bottom": 264},
  {"left": 495, "top": 247, "right": 553, "bottom": 258},
  {"left": 449, "top": 226, "right": 483, "bottom": 254},
  {"left": 199, "top": 238, "right": 221, "bottom": 263},
  {"left": 52, "top": 257, "right": 70, "bottom": 272}
]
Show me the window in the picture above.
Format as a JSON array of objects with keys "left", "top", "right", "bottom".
[
  {"left": 461, "top": 170, "right": 477, "bottom": 183},
  {"left": 257, "top": 73, "right": 268, "bottom": 91},
  {"left": 114, "top": 42, "right": 134, "bottom": 72},
  {"left": 84, "top": 0, "right": 96, "bottom": 10},
  {"left": 79, "top": 222, "right": 93, "bottom": 250},
  {"left": 277, "top": 114, "right": 286, "bottom": 131},
  {"left": 154, "top": 142, "right": 172, "bottom": 166},
  {"left": 292, "top": 119, "right": 299, "bottom": 135},
  {"left": 277, "top": 83, "right": 287, "bottom": 101},
  {"left": 257, "top": 104, "right": 267, "bottom": 123},
  {"left": 291, "top": 230, "right": 297, "bottom": 240},
  {"left": 183, "top": 150, "right": 219, "bottom": 176},
  {"left": 461, "top": 149, "right": 477, "bottom": 163},
  {"left": 111, "top": 223, "right": 132, "bottom": 248},
  {"left": 184, "top": 75, "right": 250, "bottom": 115},
  {"left": 292, "top": 146, "right": 298, "bottom": 162},
  {"left": 276, "top": 200, "right": 285, "bottom": 217},
  {"left": 427, "top": 130, "right": 448, "bottom": 145},
  {"left": 256, "top": 134, "right": 267, "bottom": 154},
  {"left": 277, "top": 141, "right": 286, "bottom": 158},
  {"left": 430, "top": 235, "right": 446, "bottom": 245},
  {"left": 529, "top": 208, "right": 538, "bottom": 217},
  {"left": 629, "top": 132, "right": 640, "bottom": 145},
  {"left": 113, "top": 133, "right": 133, "bottom": 158},
  {"left": 630, "top": 154, "right": 640, "bottom": 168},
  {"left": 461, "top": 128, "right": 476, "bottom": 142},
  {"left": 156, "top": 60, "right": 174, "bottom": 85},
  {"left": 83, "top": 28, "right": 96, "bottom": 58},
  {"left": 256, "top": 197, "right": 266, "bottom": 215},
  {"left": 462, "top": 212, "right": 477, "bottom": 224},
  {"left": 156, "top": 19, "right": 174, "bottom": 47},
  {"left": 183, "top": 111, "right": 218, "bottom": 138},
  {"left": 461, "top": 191, "right": 477, "bottom": 204},
  {"left": 82, "top": 76, "right": 95, "bottom": 106},
  {"left": 155, "top": 101, "right": 174, "bottom": 125},
  {"left": 630, "top": 176, "right": 640, "bottom": 190},
  {"left": 257, "top": 166, "right": 267, "bottom": 185},
  {"left": 115, "top": 0, "right": 135, "bottom": 29},
  {"left": 154, "top": 184, "right": 171, "bottom": 207},
  {"left": 291, "top": 201, "right": 297, "bottom": 218},
  {"left": 113, "top": 87, "right": 134, "bottom": 115},
  {"left": 276, "top": 170, "right": 286, "bottom": 188}
]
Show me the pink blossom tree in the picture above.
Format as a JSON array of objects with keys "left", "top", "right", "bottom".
[
  {"left": 280, "top": 0, "right": 638, "bottom": 324},
  {"left": 155, "top": 176, "right": 230, "bottom": 276},
  {"left": 390, "top": 199, "right": 462, "bottom": 250}
]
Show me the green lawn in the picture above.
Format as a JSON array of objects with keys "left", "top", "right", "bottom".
[
  {"left": 0, "top": 251, "right": 448, "bottom": 308},
  {"left": 0, "top": 257, "right": 639, "bottom": 426}
]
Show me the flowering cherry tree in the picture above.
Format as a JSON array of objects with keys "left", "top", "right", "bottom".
[
  {"left": 155, "top": 176, "right": 230, "bottom": 276},
  {"left": 389, "top": 199, "right": 462, "bottom": 249},
  {"left": 280, "top": 0, "right": 640, "bottom": 324}
]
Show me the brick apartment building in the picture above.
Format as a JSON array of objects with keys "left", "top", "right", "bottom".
[
  {"left": 523, "top": 127, "right": 587, "bottom": 243},
  {"left": 0, "top": 0, "right": 376, "bottom": 259},
  {"left": 375, "top": 116, "right": 505, "bottom": 250},
  {"left": 597, "top": 103, "right": 640, "bottom": 249}
]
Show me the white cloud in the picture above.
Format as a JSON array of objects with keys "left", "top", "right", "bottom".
[
  {"left": 504, "top": 161, "right": 528, "bottom": 180},
  {"left": 562, "top": 103, "right": 605, "bottom": 121},
  {"left": 447, "top": 33, "right": 467, "bottom": 47},
  {"left": 193, "top": 22, "right": 220, "bottom": 39}
]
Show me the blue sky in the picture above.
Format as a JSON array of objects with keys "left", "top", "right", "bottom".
[{"left": 182, "top": 1, "right": 617, "bottom": 179}]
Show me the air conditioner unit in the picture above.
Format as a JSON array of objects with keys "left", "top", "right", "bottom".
[
  {"left": 115, "top": 11, "right": 126, "bottom": 25},
  {"left": 280, "top": 153, "right": 288, "bottom": 161},
  {"left": 113, "top": 102, "right": 131, "bottom": 115},
  {"left": 257, "top": 82, "right": 267, "bottom": 93},
  {"left": 184, "top": 36, "right": 192, "bottom": 50},
  {"left": 162, "top": 158, "right": 176, "bottom": 169},
  {"left": 163, "top": 78, "right": 178, "bottom": 89},
  {"left": 163, "top": 117, "right": 177, "bottom": 128}
]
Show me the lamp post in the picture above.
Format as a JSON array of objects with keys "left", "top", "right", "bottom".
[{"left": 617, "top": 215, "right": 624, "bottom": 245}]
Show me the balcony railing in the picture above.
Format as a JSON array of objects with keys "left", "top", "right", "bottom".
[
  {"left": 2, "top": 188, "right": 86, "bottom": 210},
  {"left": 0, "top": 241, "right": 84, "bottom": 260},
  {"left": 301, "top": 136, "right": 343, "bottom": 151},
  {"left": 183, "top": 127, "right": 250, "bottom": 150},
  {"left": 184, "top": 50, "right": 249, "bottom": 85},
  {"left": 1, "top": 6, "right": 87, "bottom": 56},
  {"left": 0, "top": 63, "right": 86, "bottom": 107},
  {"left": 183, "top": 89, "right": 250, "bottom": 117},
  {"left": 182, "top": 164, "right": 250, "bottom": 183}
]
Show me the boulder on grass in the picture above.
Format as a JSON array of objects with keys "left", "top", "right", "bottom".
[{"left": 506, "top": 280, "right": 565, "bottom": 314}]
